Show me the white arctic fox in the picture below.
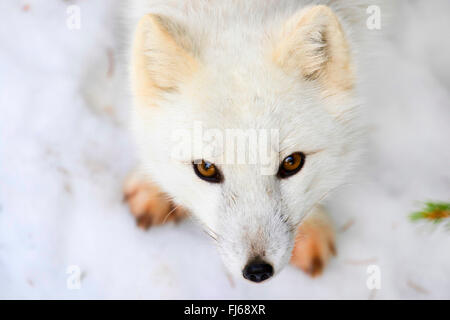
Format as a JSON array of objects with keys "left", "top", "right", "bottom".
[{"left": 123, "top": 0, "right": 376, "bottom": 282}]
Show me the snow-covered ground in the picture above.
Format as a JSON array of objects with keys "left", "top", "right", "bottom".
[{"left": 0, "top": 1, "right": 449, "bottom": 299}]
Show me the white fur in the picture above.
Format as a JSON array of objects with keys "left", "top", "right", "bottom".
[{"left": 124, "top": 0, "right": 377, "bottom": 278}]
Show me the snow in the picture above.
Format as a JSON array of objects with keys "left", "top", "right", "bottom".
[{"left": 0, "top": 0, "right": 449, "bottom": 299}]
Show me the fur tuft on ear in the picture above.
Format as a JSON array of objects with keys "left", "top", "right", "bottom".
[
  {"left": 131, "top": 14, "right": 198, "bottom": 103},
  {"left": 273, "top": 5, "right": 354, "bottom": 94}
]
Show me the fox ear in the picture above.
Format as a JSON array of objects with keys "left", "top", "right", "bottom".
[
  {"left": 131, "top": 14, "right": 198, "bottom": 102},
  {"left": 273, "top": 5, "right": 353, "bottom": 93}
]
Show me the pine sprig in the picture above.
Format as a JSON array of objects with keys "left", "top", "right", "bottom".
[{"left": 410, "top": 202, "right": 450, "bottom": 224}]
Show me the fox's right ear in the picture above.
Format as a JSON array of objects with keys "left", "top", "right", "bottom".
[
  {"left": 273, "top": 5, "right": 354, "bottom": 94},
  {"left": 131, "top": 14, "right": 198, "bottom": 103}
]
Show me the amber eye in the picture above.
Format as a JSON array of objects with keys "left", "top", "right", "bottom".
[
  {"left": 193, "top": 160, "right": 222, "bottom": 183},
  {"left": 277, "top": 152, "right": 305, "bottom": 178}
]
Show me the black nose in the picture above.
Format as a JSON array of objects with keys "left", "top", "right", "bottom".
[{"left": 243, "top": 262, "right": 274, "bottom": 283}]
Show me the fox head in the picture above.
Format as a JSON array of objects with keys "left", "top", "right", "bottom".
[{"left": 129, "top": 5, "right": 362, "bottom": 281}]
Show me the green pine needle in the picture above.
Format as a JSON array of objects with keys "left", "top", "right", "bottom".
[{"left": 410, "top": 202, "right": 450, "bottom": 224}]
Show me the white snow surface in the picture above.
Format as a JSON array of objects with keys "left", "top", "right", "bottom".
[{"left": 0, "top": 0, "right": 449, "bottom": 299}]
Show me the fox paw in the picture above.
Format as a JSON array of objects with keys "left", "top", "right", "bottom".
[
  {"left": 290, "top": 209, "right": 336, "bottom": 277},
  {"left": 123, "top": 171, "right": 186, "bottom": 229}
]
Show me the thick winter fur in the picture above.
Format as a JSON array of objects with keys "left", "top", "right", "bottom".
[{"left": 123, "top": 0, "right": 376, "bottom": 280}]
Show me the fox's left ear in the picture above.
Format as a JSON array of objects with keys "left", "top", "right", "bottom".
[
  {"left": 273, "top": 5, "right": 354, "bottom": 94},
  {"left": 131, "top": 14, "right": 199, "bottom": 104}
]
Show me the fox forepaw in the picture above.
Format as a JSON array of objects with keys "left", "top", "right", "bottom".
[
  {"left": 123, "top": 171, "right": 186, "bottom": 229},
  {"left": 290, "top": 209, "right": 336, "bottom": 277}
]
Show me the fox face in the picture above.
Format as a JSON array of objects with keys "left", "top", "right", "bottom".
[{"left": 129, "top": 5, "right": 361, "bottom": 280}]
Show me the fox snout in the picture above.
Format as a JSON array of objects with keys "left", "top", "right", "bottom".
[
  {"left": 216, "top": 209, "right": 295, "bottom": 283},
  {"left": 243, "top": 259, "right": 274, "bottom": 283},
  {"left": 229, "top": 229, "right": 293, "bottom": 283}
]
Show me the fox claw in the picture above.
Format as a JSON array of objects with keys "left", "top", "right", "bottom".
[
  {"left": 123, "top": 170, "right": 187, "bottom": 230},
  {"left": 290, "top": 208, "right": 336, "bottom": 277}
]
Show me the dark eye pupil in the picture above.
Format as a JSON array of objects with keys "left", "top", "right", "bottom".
[
  {"left": 204, "top": 162, "right": 212, "bottom": 170},
  {"left": 285, "top": 156, "right": 294, "bottom": 165}
]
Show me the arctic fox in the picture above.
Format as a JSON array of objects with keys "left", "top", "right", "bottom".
[{"left": 123, "top": 0, "right": 373, "bottom": 282}]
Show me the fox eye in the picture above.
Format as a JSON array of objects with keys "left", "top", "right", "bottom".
[
  {"left": 193, "top": 160, "right": 223, "bottom": 183},
  {"left": 278, "top": 152, "right": 305, "bottom": 178}
]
